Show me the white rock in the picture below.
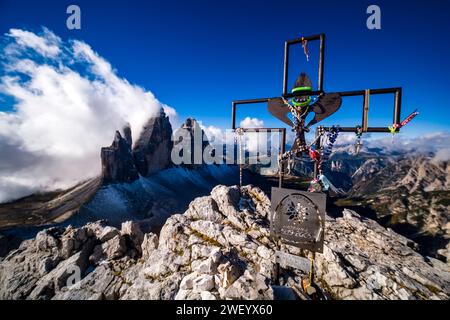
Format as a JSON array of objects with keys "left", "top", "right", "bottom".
[
  {"left": 175, "top": 289, "right": 201, "bottom": 300},
  {"left": 195, "top": 257, "right": 218, "bottom": 275},
  {"left": 185, "top": 196, "right": 223, "bottom": 222},
  {"left": 190, "top": 220, "right": 227, "bottom": 246},
  {"left": 211, "top": 185, "right": 247, "bottom": 230},
  {"left": 121, "top": 221, "right": 144, "bottom": 253},
  {"left": 200, "top": 291, "right": 217, "bottom": 300},
  {"left": 99, "top": 226, "right": 120, "bottom": 243},
  {"left": 256, "top": 245, "right": 273, "bottom": 260},
  {"left": 192, "top": 274, "right": 215, "bottom": 292},
  {"left": 180, "top": 272, "right": 199, "bottom": 290},
  {"left": 222, "top": 226, "right": 249, "bottom": 247},
  {"left": 141, "top": 233, "right": 159, "bottom": 260},
  {"left": 89, "top": 235, "right": 126, "bottom": 265},
  {"left": 191, "top": 244, "right": 221, "bottom": 261}
]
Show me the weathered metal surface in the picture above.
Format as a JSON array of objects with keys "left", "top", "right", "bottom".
[
  {"left": 275, "top": 251, "right": 310, "bottom": 273},
  {"left": 271, "top": 187, "right": 326, "bottom": 252}
]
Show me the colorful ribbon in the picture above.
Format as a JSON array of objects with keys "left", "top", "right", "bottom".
[
  {"left": 302, "top": 37, "right": 310, "bottom": 62},
  {"left": 389, "top": 110, "right": 419, "bottom": 133}
]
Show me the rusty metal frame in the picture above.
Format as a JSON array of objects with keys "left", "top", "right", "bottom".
[
  {"left": 282, "top": 33, "right": 325, "bottom": 97},
  {"left": 231, "top": 98, "right": 286, "bottom": 187}
]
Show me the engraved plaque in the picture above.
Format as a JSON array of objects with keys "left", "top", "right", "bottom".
[
  {"left": 271, "top": 187, "right": 326, "bottom": 252},
  {"left": 275, "top": 251, "right": 310, "bottom": 273}
]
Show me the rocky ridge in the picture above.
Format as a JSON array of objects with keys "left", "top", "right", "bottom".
[{"left": 0, "top": 185, "right": 448, "bottom": 300}]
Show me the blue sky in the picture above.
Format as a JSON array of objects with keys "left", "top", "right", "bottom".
[{"left": 1, "top": 0, "right": 449, "bottom": 136}]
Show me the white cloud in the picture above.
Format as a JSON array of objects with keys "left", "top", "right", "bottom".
[
  {"left": 364, "top": 132, "right": 450, "bottom": 154},
  {"left": 433, "top": 148, "right": 450, "bottom": 163},
  {"left": 0, "top": 28, "right": 176, "bottom": 203},
  {"left": 7, "top": 28, "right": 61, "bottom": 58},
  {"left": 237, "top": 117, "right": 265, "bottom": 153},
  {"left": 329, "top": 130, "right": 450, "bottom": 156},
  {"left": 239, "top": 117, "right": 264, "bottom": 128},
  {"left": 201, "top": 124, "right": 224, "bottom": 145}
]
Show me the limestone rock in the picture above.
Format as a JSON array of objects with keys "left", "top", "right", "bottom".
[
  {"left": 314, "top": 209, "right": 450, "bottom": 300},
  {"left": 29, "top": 245, "right": 93, "bottom": 300},
  {"left": 133, "top": 109, "right": 173, "bottom": 176},
  {"left": 1, "top": 185, "right": 449, "bottom": 301},
  {"left": 192, "top": 274, "right": 215, "bottom": 292},
  {"left": 101, "top": 127, "right": 139, "bottom": 184},
  {"left": 200, "top": 290, "right": 217, "bottom": 300},
  {"left": 100, "top": 110, "right": 174, "bottom": 184},
  {"left": 89, "top": 235, "right": 126, "bottom": 265},
  {"left": 121, "top": 221, "right": 144, "bottom": 255},
  {"left": 185, "top": 196, "right": 223, "bottom": 223},
  {"left": 141, "top": 233, "right": 158, "bottom": 260},
  {"left": 99, "top": 226, "right": 120, "bottom": 243}
]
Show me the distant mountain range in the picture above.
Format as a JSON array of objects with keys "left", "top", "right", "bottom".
[{"left": 308, "top": 142, "right": 450, "bottom": 262}]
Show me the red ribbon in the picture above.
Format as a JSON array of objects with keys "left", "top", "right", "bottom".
[
  {"left": 394, "top": 110, "right": 419, "bottom": 129},
  {"left": 400, "top": 110, "right": 419, "bottom": 127}
]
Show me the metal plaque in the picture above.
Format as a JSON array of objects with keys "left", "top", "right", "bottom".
[
  {"left": 270, "top": 187, "right": 326, "bottom": 252},
  {"left": 275, "top": 251, "right": 310, "bottom": 273}
]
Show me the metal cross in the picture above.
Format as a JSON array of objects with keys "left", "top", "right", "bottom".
[{"left": 231, "top": 33, "right": 403, "bottom": 187}]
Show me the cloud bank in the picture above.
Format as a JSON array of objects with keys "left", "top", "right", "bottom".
[
  {"left": 0, "top": 28, "right": 175, "bottom": 203},
  {"left": 331, "top": 131, "right": 450, "bottom": 157}
]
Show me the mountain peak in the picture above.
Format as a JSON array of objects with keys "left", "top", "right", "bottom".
[
  {"left": 133, "top": 111, "right": 173, "bottom": 177},
  {"left": 101, "top": 111, "right": 173, "bottom": 184}
]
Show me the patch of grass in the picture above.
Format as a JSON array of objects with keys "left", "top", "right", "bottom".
[
  {"left": 173, "top": 248, "right": 185, "bottom": 257},
  {"left": 190, "top": 229, "right": 221, "bottom": 247}
]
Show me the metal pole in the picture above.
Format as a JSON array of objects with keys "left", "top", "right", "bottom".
[
  {"left": 231, "top": 102, "right": 236, "bottom": 130},
  {"left": 362, "top": 89, "right": 370, "bottom": 132},
  {"left": 338, "top": 87, "right": 401, "bottom": 97},
  {"left": 394, "top": 88, "right": 402, "bottom": 126},
  {"left": 286, "top": 34, "right": 322, "bottom": 45},
  {"left": 283, "top": 41, "right": 289, "bottom": 96},
  {"left": 318, "top": 34, "right": 325, "bottom": 92},
  {"left": 279, "top": 128, "right": 286, "bottom": 188}
]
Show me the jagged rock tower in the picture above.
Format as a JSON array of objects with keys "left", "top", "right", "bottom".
[
  {"left": 101, "top": 108, "right": 173, "bottom": 184},
  {"left": 100, "top": 126, "right": 139, "bottom": 184},
  {"left": 133, "top": 109, "right": 173, "bottom": 176}
]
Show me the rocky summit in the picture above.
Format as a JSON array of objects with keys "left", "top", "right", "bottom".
[
  {"left": 0, "top": 185, "right": 448, "bottom": 300},
  {"left": 101, "top": 109, "right": 173, "bottom": 184}
]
